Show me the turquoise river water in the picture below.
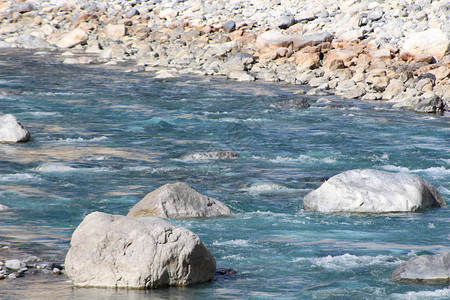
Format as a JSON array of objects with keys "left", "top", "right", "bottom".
[{"left": 0, "top": 50, "right": 449, "bottom": 299}]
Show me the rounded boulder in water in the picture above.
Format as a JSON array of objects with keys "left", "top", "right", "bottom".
[
  {"left": 0, "top": 114, "right": 31, "bottom": 143},
  {"left": 303, "top": 169, "right": 446, "bottom": 213},
  {"left": 392, "top": 252, "right": 450, "bottom": 283},
  {"left": 127, "top": 182, "right": 233, "bottom": 218},
  {"left": 65, "top": 212, "right": 216, "bottom": 289}
]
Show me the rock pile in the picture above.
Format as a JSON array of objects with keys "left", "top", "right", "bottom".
[
  {"left": 0, "top": 0, "right": 448, "bottom": 112},
  {"left": 0, "top": 257, "right": 64, "bottom": 280}
]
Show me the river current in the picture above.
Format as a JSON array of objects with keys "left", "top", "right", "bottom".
[{"left": 0, "top": 50, "right": 449, "bottom": 299}]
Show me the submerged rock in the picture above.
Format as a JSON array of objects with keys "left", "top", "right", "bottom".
[
  {"left": 304, "top": 169, "right": 445, "bottom": 213},
  {"left": 275, "top": 98, "right": 310, "bottom": 109},
  {"left": 0, "top": 204, "right": 9, "bottom": 211},
  {"left": 127, "top": 182, "right": 233, "bottom": 218},
  {"left": 65, "top": 212, "right": 216, "bottom": 289},
  {"left": 392, "top": 252, "right": 450, "bottom": 283},
  {"left": 0, "top": 114, "right": 31, "bottom": 143},
  {"left": 182, "top": 151, "right": 239, "bottom": 160}
]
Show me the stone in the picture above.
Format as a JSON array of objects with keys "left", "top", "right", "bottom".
[
  {"left": 15, "top": 34, "right": 50, "bottom": 49},
  {"left": 392, "top": 252, "right": 450, "bottom": 283},
  {"left": 127, "top": 182, "right": 233, "bottom": 218},
  {"left": 227, "top": 70, "right": 255, "bottom": 81},
  {"left": 105, "top": 24, "right": 126, "bottom": 41},
  {"left": 0, "top": 204, "right": 9, "bottom": 211},
  {"left": 304, "top": 169, "right": 446, "bottom": 213},
  {"left": 222, "top": 20, "right": 236, "bottom": 33},
  {"left": 368, "top": 49, "right": 392, "bottom": 60},
  {"left": 293, "top": 32, "right": 334, "bottom": 51},
  {"left": 275, "top": 98, "right": 310, "bottom": 109},
  {"left": 0, "top": 114, "right": 31, "bottom": 143},
  {"left": 56, "top": 28, "right": 88, "bottom": 48},
  {"left": 413, "top": 93, "right": 444, "bottom": 113},
  {"left": 402, "top": 28, "right": 450, "bottom": 60},
  {"left": 65, "top": 212, "right": 216, "bottom": 288},
  {"left": 294, "top": 52, "right": 320, "bottom": 70},
  {"left": 383, "top": 78, "right": 405, "bottom": 100},
  {"left": 278, "top": 15, "right": 296, "bottom": 30},
  {"left": 335, "top": 80, "right": 365, "bottom": 99},
  {"left": 5, "top": 260, "right": 25, "bottom": 270},
  {"left": 255, "top": 30, "right": 291, "bottom": 51}
]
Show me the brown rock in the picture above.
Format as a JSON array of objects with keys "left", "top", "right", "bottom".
[
  {"left": 294, "top": 52, "right": 320, "bottom": 70},
  {"left": 368, "top": 49, "right": 392, "bottom": 60},
  {"left": 325, "top": 59, "right": 346, "bottom": 71},
  {"left": 56, "top": 28, "right": 88, "bottom": 48}
]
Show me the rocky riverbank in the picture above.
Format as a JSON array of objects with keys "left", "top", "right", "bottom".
[{"left": 1, "top": 0, "right": 449, "bottom": 113}]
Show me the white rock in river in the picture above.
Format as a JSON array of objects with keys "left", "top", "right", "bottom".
[
  {"left": 127, "top": 182, "right": 233, "bottom": 218},
  {"left": 0, "top": 114, "right": 31, "bottom": 143},
  {"left": 304, "top": 169, "right": 445, "bottom": 213},
  {"left": 65, "top": 212, "right": 216, "bottom": 289},
  {"left": 392, "top": 252, "right": 450, "bottom": 283},
  {"left": 5, "top": 259, "right": 26, "bottom": 270}
]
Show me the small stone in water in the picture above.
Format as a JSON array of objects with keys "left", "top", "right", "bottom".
[
  {"left": 5, "top": 260, "right": 25, "bottom": 270},
  {"left": 7, "top": 273, "right": 17, "bottom": 279},
  {"left": 53, "top": 268, "right": 62, "bottom": 274}
]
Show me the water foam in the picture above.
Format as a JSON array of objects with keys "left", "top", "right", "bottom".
[
  {"left": 380, "top": 165, "right": 450, "bottom": 178},
  {"left": 54, "top": 136, "right": 108, "bottom": 143},
  {"left": 29, "top": 111, "right": 61, "bottom": 117},
  {"left": 390, "top": 288, "right": 450, "bottom": 299},
  {"left": 34, "top": 163, "right": 109, "bottom": 173},
  {"left": 34, "top": 163, "right": 76, "bottom": 172},
  {"left": 244, "top": 183, "right": 290, "bottom": 191},
  {"left": 0, "top": 173, "right": 37, "bottom": 182},
  {"left": 213, "top": 239, "right": 250, "bottom": 246},
  {"left": 253, "top": 154, "right": 337, "bottom": 164},
  {"left": 295, "top": 253, "right": 400, "bottom": 270}
]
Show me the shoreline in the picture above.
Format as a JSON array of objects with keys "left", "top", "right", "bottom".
[{"left": 1, "top": 0, "right": 449, "bottom": 114}]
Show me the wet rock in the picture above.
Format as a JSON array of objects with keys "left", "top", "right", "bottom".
[
  {"left": 0, "top": 204, "right": 9, "bottom": 211},
  {"left": 392, "top": 252, "right": 450, "bottom": 283},
  {"left": 227, "top": 70, "right": 255, "bottom": 81},
  {"left": 413, "top": 93, "right": 444, "bottom": 113},
  {"left": 65, "top": 212, "right": 216, "bottom": 288},
  {"left": 304, "top": 169, "right": 445, "bottom": 213},
  {"left": 5, "top": 260, "right": 25, "bottom": 270},
  {"left": 275, "top": 98, "right": 310, "bottom": 109},
  {"left": 127, "top": 182, "right": 233, "bottom": 218},
  {"left": 0, "top": 114, "right": 31, "bottom": 143},
  {"left": 215, "top": 268, "right": 237, "bottom": 276}
]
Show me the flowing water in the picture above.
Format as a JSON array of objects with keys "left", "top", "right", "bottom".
[{"left": 0, "top": 49, "right": 449, "bottom": 299}]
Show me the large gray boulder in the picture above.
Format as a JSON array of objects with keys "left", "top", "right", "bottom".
[
  {"left": 392, "top": 252, "right": 450, "bottom": 283},
  {"left": 65, "top": 212, "right": 216, "bottom": 289},
  {"left": 304, "top": 169, "right": 445, "bottom": 213},
  {"left": 127, "top": 182, "right": 233, "bottom": 218},
  {"left": 0, "top": 114, "right": 31, "bottom": 143}
]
